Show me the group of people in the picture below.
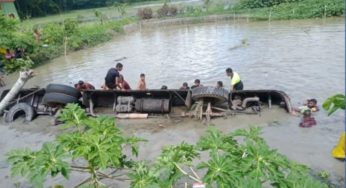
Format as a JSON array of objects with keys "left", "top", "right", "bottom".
[
  {"left": 4, "top": 48, "right": 23, "bottom": 60},
  {"left": 75, "top": 64, "right": 245, "bottom": 93},
  {"left": 178, "top": 68, "right": 244, "bottom": 91},
  {"left": 74, "top": 63, "right": 319, "bottom": 128},
  {"left": 102, "top": 63, "right": 146, "bottom": 91},
  {"left": 74, "top": 63, "right": 147, "bottom": 92}
]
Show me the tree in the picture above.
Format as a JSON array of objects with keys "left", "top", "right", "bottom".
[{"left": 7, "top": 105, "right": 330, "bottom": 187}]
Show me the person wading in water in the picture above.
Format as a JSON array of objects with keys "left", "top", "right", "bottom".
[
  {"left": 104, "top": 63, "right": 123, "bottom": 90},
  {"left": 226, "top": 68, "right": 243, "bottom": 91}
]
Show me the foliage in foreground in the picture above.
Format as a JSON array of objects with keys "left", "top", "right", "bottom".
[
  {"left": 128, "top": 127, "right": 329, "bottom": 188},
  {"left": 323, "top": 94, "right": 345, "bottom": 116},
  {"left": 7, "top": 104, "right": 143, "bottom": 188},
  {"left": 6, "top": 104, "right": 330, "bottom": 187}
]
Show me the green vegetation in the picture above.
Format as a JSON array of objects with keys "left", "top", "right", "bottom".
[
  {"left": 176, "top": 0, "right": 344, "bottom": 20},
  {"left": 0, "top": 0, "right": 343, "bottom": 72},
  {"left": 7, "top": 104, "right": 331, "bottom": 187},
  {"left": 7, "top": 104, "right": 143, "bottom": 188},
  {"left": 0, "top": 12, "right": 133, "bottom": 71},
  {"left": 323, "top": 94, "right": 345, "bottom": 115},
  {"left": 233, "top": 0, "right": 344, "bottom": 20},
  {"left": 14, "top": 0, "right": 161, "bottom": 18}
]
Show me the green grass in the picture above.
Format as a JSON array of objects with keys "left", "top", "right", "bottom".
[
  {"left": 19, "top": 0, "right": 203, "bottom": 27},
  {"left": 234, "top": 0, "right": 344, "bottom": 20}
]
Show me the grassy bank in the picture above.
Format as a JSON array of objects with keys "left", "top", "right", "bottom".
[
  {"left": 0, "top": 15, "right": 134, "bottom": 72},
  {"left": 29, "top": 18, "right": 134, "bottom": 64},
  {"left": 233, "top": 0, "right": 344, "bottom": 20},
  {"left": 176, "top": 0, "right": 344, "bottom": 20}
]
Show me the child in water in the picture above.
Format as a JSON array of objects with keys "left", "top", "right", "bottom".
[
  {"left": 299, "top": 109, "right": 317, "bottom": 128},
  {"left": 137, "top": 73, "right": 146, "bottom": 90}
]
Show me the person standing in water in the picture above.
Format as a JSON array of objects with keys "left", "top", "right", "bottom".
[
  {"left": 226, "top": 68, "right": 243, "bottom": 91},
  {"left": 105, "top": 63, "right": 123, "bottom": 90}
]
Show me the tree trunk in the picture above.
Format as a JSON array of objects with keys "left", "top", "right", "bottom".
[{"left": 0, "top": 70, "right": 35, "bottom": 115}]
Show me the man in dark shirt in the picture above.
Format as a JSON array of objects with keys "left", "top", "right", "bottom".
[{"left": 105, "top": 63, "right": 123, "bottom": 89}]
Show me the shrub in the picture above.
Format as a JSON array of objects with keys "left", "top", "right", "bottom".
[
  {"left": 63, "top": 18, "right": 78, "bottom": 36},
  {"left": 3, "top": 58, "right": 34, "bottom": 73},
  {"left": 137, "top": 8, "right": 153, "bottom": 19},
  {"left": 157, "top": 3, "right": 178, "bottom": 18},
  {"left": 181, "top": 6, "right": 204, "bottom": 17},
  {"left": 6, "top": 104, "right": 143, "bottom": 188},
  {"left": 29, "top": 45, "right": 64, "bottom": 64},
  {"left": 169, "top": 6, "right": 178, "bottom": 16},
  {"left": 157, "top": 3, "right": 170, "bottom": 17},
  {"left": 42, "top": 23, "right": 64, "bottom": 45},
  {"left": 11, "top": 32, "right": 35, "bottom": 53}
]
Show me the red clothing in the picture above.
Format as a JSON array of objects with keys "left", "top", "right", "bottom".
[
  {"left": 299, "top": 117, "right": 316, "bottom": 128},
  {"left": 75, "top": 82, "right": 95, "bottom": 91},
  {"left": 122, "top": 80, "right": 131, "bottom": 90},
  {"left": 5, "top": 52, "right": 15, "bottom": 60}
]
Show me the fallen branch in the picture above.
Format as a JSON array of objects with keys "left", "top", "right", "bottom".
[{"left": 0, "top": 70, "right": 35, "bottom": 114}]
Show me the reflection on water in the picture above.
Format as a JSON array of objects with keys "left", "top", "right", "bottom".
[{"left": 3, "top": 17, "right": 345, "bottom": 185}]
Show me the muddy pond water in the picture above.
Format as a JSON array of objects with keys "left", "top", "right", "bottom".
[{"left": 1, "top": 17, "right": 345, "bottom": 187}]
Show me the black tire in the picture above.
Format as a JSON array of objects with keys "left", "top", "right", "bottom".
[
  {"left": 191, "top": 86, "right": 229, "bottom": 103},
  {"left": 5, "top": 103, "right": 36, "bottom": 123},
  {"left": 46, "top": 84, "right": 81, "bottom": 98},
  {"left": 42, "top": 92, "right": 79, "bottom": 107}
]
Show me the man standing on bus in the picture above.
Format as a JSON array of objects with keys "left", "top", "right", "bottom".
[{"left": 226, "top": 68, "right": 243, "bottom": 91}]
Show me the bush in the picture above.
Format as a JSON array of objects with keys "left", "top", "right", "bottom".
[
  {"left": 181, "top": 6, "right": 204, "bottom": 17},
  {"left": 169, "top": 6, "right": 178, "bottom": 16},
  {"left": 157, "top": 3, "right": 178, "bottom": 18},
  {"left": 137, "top": 8, "right": 153, "bottom": 19},
  {"left": 42, "top": 23, "right": 64, "bottom": 45},
  {"left": 157, "top": 3, "right": 170, "bottom": 17},
  {"left": 4, "top": 58, "right": 34, "bottom": 74},
  {"left": 29, "top": 45, "right": 64, "bottom": 64}
]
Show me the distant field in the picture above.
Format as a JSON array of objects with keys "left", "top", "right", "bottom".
[{"left": 20, "top": 0, "right": 203, "bottom": 27}]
